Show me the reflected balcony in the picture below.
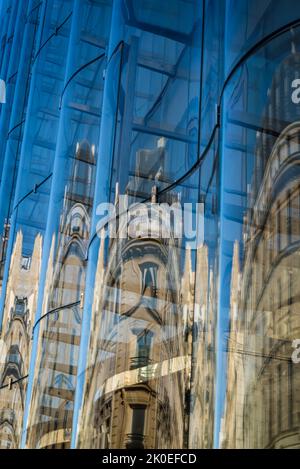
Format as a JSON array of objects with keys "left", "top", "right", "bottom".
[
  {"left": 0, "top": 408, "right": 15, "bottom": 426},
  {"left": 125, "top": 433, "right": 146, "bottom": 449},
  {"left": 130, "top": 356, "right": 153, "bottom": 370},
  {"left": 130, "top": 356, "right": 157, "bottom": 382}
]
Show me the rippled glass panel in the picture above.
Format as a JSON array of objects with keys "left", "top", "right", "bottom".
[
  {"left": 0, "top": 2, "right": 71, "bottom": 449},
  {"left": 65, "top": 0, "right": 111, "bottom": 76},
  {"left": 0, "top": 0, "right": 28, "bottom": 178},
  {"left": 26, "top": 304, "right": 82, "bottom": 449},
  {"left": 105, "top": 0, "right": 202, "bottom": 204},
  {"left": 2, "top": 0, "right": 300, "bottom": 451},
  {"left": 0, "top": 0, "right": 18, "bottom": 99},
  {"left": 0, "top": 2, "right": 71, "bottom": 299},
  {"left": 25, "top": 58, "right": 106, "bottom": 447},
  {"left": 224, "top": 0, "right": 300, "bottom": 73},
  {"left": 200, "top": 0, "right": 224, "bottom": 146},
  {"left": 24, "top": 1, "right": 112, "bottom": 449},
  {"left": 0, "top": 179, "right": 50, "bottom": 449},
  {"left": 0, "top": 1, "right": 41, "bottom": 294},
  {"left": 0, "top": 1, "right": 12, "bottom": 75},
  {"left": 0, "top": 377, "right": 28, "bottom": 449},
  {"left": 189, "top": 133, "right": 219, "bottom": 449},
  {"left": 76, "top": 159, "right": 201, "bottom": 448},
  {"left": 219, "top": 26, "right": 300, "bottom": 449}
]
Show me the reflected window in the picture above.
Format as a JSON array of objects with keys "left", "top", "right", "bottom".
[
  {"left": 6, "top": 345, "right": 22, "bottom": 368},
  {"left": 21, "top": 256, "right": 31, "bottom": 270},
  {"left": 132, "top": 405, "right": 146, "bottom": 434},
  {"left": 131, "top": 329, "right": 153, "bottom": 369},
  {"left": 139, "top": 262, "right": 158, "bottom": 297},
  {"left": 13, "top": 297, "right": 27, "bottom": 317},
  {"left": 126, "top": 405, "right": 147, "bottom": 449}
]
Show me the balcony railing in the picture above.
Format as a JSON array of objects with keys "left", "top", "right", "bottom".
[
  {"left": 0, "top": 408, "right": 15, "bottom": 425},
  {"left": 130, "top": 356, "right": 152, "bottom": 370},
  {"left": 125, "top": 433, "right": 146, "bottom": 449}
]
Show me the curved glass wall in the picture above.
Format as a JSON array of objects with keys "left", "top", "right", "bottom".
[
  {"left": 0, "top": 0, "right": 28, "bottom": 179},
  {"left": 0, "top": 0, "right": 72, "bottom": 449},
  {"left": 0, "top": 1, "right": 12, "bottom": 74},
  {"left": 219, "top": 24, "right": 300, "bottom": 449},
  {"left": 224, "top": 0, "right": 300, "bottom": 74},
  {"left": 73, "top": 0, "right": 203, "bottom": 449},
  {"left": 26, "top": 303, "right": 82, "bottom": 449},
  {"left": 24, "top": 0, "right": 112, "bottom": 449},
  {"left": 0, "top": 178, "right": 49, "bottom": 449},
  {"left": 1, "top": 0, "right": 300, "bottom": 450},
  {"left": 0, "top": 0, "right": 42, "bottom": 293},
  {"left": 0, "top": 0, "right": 18, "bottom": 108},
  {"left": 76, "top": 169, "right": 201, "bottom": 449},
  {"left": 200, "top": 0, "right": 224, "bottom": 146},
  {"left": 189, "top": 132, "right": 219, "bottom": 449},
  {"left": 104, "top": 0, "right": 202, "bottom": 206}
]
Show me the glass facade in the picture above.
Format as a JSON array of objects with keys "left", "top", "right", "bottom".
[{"left": 0, "top": 0, "right": 300, "bottom": 450}]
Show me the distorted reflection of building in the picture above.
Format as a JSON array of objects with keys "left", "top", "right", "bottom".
[
  {"left": 189, "top": 244, "right": 216, "bottom": 449},
  {"left": 222, "top": 51, "right": 300, "bottom": 449},
  {"left": 4, "top": 0, "right": 300, "bottom": 451},
  {"left": 50, "top": 141, "right": 95, "bottom": 307},
  {"left": 26, "top": 141, "right": 96, "bottom": 449},
  {"left": 0, "top": 231, "right": 42, "bottom": 448},
  {"left": 77, "top": 141, "right": 207, "bottom": 449},
  {"left": 0, "top": 219, "right": 11, "bottom": 295}
]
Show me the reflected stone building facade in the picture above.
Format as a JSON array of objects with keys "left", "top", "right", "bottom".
[
  {"left": 221, "top": 52, "right": 300, "bottom": 449},
  {"left": 1, "top": 0, "right": 300, "bottom": 450},
  {"left": 26, "top": 141, "right": 96, "bottom": 449},
  {"left": 77, "top": 140, "right": 190, "bottom": 448},
  {"left": 0, "top": 232, "right": 42, "bottom": 448}
]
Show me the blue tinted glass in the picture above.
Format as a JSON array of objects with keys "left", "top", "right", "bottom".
[{"left": 1, "top": 0, "right": 300, "bottom": 451}]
